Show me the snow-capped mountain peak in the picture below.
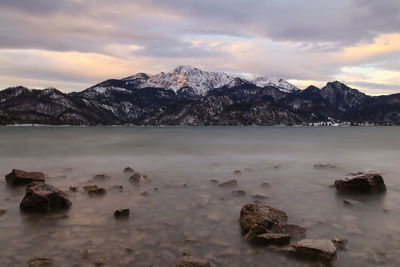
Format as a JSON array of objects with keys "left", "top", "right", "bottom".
[{"left": 251, "top": 76, "right": 298, "bottom": 93}]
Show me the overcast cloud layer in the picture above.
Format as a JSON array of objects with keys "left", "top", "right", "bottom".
[{"left": 0, "top": 0, "right": 399, "bottom": 95}]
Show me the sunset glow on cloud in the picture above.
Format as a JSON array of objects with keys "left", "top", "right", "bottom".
[{"left": 0, "top": 0, "right": 399, "bottom": 95}]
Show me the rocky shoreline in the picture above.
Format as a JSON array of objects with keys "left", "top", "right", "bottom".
[{"left": 1, "top": 166, "right": 389, "bottom": 266}]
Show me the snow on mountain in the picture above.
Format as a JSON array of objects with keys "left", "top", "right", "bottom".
[
  {"left": 251, "top": 76, "right": 299, "bottom": 93},
  {"left": 121, "top": 65, "right": 298, "bottom": 95}
]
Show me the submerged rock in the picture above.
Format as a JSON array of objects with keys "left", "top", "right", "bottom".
[
  {"left": 28, "top": 257, "right": 55, "bottom": 267},
  {"left": 88, "top": 187, "right": 106, "bottom": 196},
  {"left": 129, "top": 172, "right": 150, "bottom": 186},
  {"left": 123, "top": 166, "right": 134, "bottom": 173},
  {"left": 108, "top": 185, "right": 123, "bottom": 192},
  {"left": 260, "top": 182, "right": 271, "bottom": 188},
  {"left": 83, "top": 185, "right": 99, "bottom": 191},
  {"left": 114, "top": 209, "right": 130, "bottom": 219},
  {"left": 233, "top": 170, "right": 242, "bottom": 175},
  {"left": 240, "top": 204, "right": 288, "bottom": 234},
  {"left": 69, "top": 186, "right": 78, "bottom": 192},
  {"left": 335, "top": 171, "right": 386, "bottom": 193},
  {"left": 252, "top": 194, "right": 269, "bottom": 200},
  {"left": 5, "top": 169, "right": 45, "bottom": 186},
  {"left": 232, "top": 190, "right": 246, "bottom": 196},
  {"left": 252, "top": 233, "right": 291, "bottom": 246},
  {"left": 209, "top": 179, "right": 219, "bottom": 183},
  {"left": 93, "top": 174, "right": 110, "bottom": 181},
  {"left": 0, "top": 209, "right": 6, "bottom": 217},
  {"left": 293, "top": 239, "right": 337, "bottom": 265},
  {"left": 175, "top": 256, "right": 211, "bottom": 267},
  {"left": 332, "top": 237, "right": 348, "bottom": 249},
  {"left": 219, "top": 179, "right": 237, "bottom": 188},
  {"left": 314, "top": 163, "right": 336, "bottom": 169},
  {"left": 20, "top": 183, "right": 71, "bottom": 213}
]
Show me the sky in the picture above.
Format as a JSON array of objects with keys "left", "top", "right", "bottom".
[{"left": 0, "top": 0, "right": 399, "bottom": 95}]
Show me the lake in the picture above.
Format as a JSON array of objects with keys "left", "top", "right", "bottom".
[{"left": 0, "top": 126, "right": 399, "bottom": 266}]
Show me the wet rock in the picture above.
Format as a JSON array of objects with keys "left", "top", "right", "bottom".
[
  {"left": 69, "top": 186, "right": 78, "bottom": 192},
  {"left": 80, "top": 249, "right": 89, "bottom": 259},
  {"left": 343, "top": 199, "right": 362, "bottom": 208},
  {"left": 232, "top": 190, "right": 246, "bottom": 196},
  {"left": 0, "top": 209, "right": 6, "bottom": 216},
  {"left": 29, "top": 257, "right": 55, "bottom": 267},
  {"left": 83, "top": 185, "right": 99, "bottom": 191},
  {"left": 252, "top": 233, "right": 291, "bottom": 246},
  {"left": 260, "top": 182, "right": 271, "bottom": 188},
  {"left": 244, "top": 224, "right": 268, "bottom": 240},
  {"left": 20, "top": 183, "right": 71, "bottom": 213},
  {"left": 293, "top": 239, "right": 337, "bottom": 265},
  {"left": 209, "top": 179, "right": 219, "bottom": 183},
  {"left": 27, "top": 181, "right": 44, "bottom": 190},
  {"left": 94, "top": 257, "right": 110, "bottom": 266},
  {"left": 335, "top": 171, "right": 386, "bottom": 193},
  {"left": 233, "top": 170, "right": 242, "bottom": 175},
  {"left": 240, "top": 204, "right": 288, "bottom": 234},
  {"left": 129, "top": 172, "right": 150, "bottom": 186},
  {"left": 114, "top": 209, "right": 130, "bottom": 218},
  {"left": 271, "top": 224, "right": 306, "bottom": 239},
  {"left": 140, "top": 190, "right": 149, "bottom": 196},
  {"left": 123, "top": 166, "right": 134, "bottom": 173},
  {"left": 5, "top": 169, "right": 45, "bottom": 186},
  {"left": 314, "top": 163, "right": 336, "bottom": 169},
  {"left": 219, "top": 179, "right": 237, "bottom": 188},
  {"left": 88, "top": 187, "right": 106, "bottom": 196},
  {"left": 93, "top": 174, "right": 110, "bottom": 181},
  {"left": 332, "top": 237, "right": 348, "bottom": 249},
  {"left": 175, "top": 256, "right": 211, "bottom": 267}
]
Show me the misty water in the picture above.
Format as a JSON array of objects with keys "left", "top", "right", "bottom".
[{"left": 0, "top": 126, "right": 400, "bottom": 266}]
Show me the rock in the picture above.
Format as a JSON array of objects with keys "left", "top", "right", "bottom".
[
  {"left": 240, "top": 204, "right": 288, "bottom": 234},
  {"left": 129, "top": 172, "right": 150, "bottom": 186},
  {"left": 233, "top": 170, "right": 242, "bottom": 175},
  {"left": 29, "top": 257, "right": 55, "bottom": 267},
  {"left": 331, "top": 237, "right": 348, "bottom": 249},
  {"left": 271, "top": 224, "right": 306, "bottom": 239},
  {"left": 252, "top": 233, "right": 291, "bottom": 246},
  {"left": 314, "top": 163, "right": 336, "bottom": 169},
  {"left": 123, "top": 166, "right": 134, "bottom": 173},
  {"left": 175, "top": 256, "right": 211, "bottom": 267},
  {"left": 244, "top": 224, "right": 268, "bottom": 240},
  {"left": 94, "top": 257, "right": 110, "bottom": 266},
  {"left": 80, "top": 249, "right": 89, "bottom": 259},
  {"left": 93, "top": 174, "right": 110, "bottom": 181},
  {"left": 27, "top": 181, "right": 44, "bottom": 190},
  {"left": 0, "top": 209, "right": 6, "bottom": 216},
  {"left": 5, "top": 169, "right": 45, "bottom": 186},
  {"left": 88, "top": 187, "right": 106, "bottom": 196},
  {"left": 209, "top": 179, "right": 219, "bottom": 183},
  {"left": 114, "top": 209, "right": 130, "bottom": 218},
  {"left": 140, "top": 190, "right": 149, "bottom": 196},
  {"left": 83, "top": 185, "right": 99, "bottom": 191},
  {"left": 219, "top": 179, "right": 237, "bottom": 188},
  {"left": 232, "top": 190, "right": 246, "bottom": 196},
  {"left": 69, "top": 186, "right": 78, "bottom": 192},
  {"left": 20, "top": 183, "right": 71, "bottom": 213},
  {"left": 335, "top": 171, "right": 386, "bottom": 193},
  {"left": 343, "top": 199, "right": 362, "bottom": 208},
  {"left": 272, "top": 164, "right": 281, "bottom": 169},
  {"left": 260, "top": 182, "right": 271, "bottom": 188},
  {"left": 293, "top": 239, "right": 337, "bottom": 264}
]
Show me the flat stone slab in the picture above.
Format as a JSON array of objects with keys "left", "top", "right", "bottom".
[{"left": 293, "top": 239, "right": 337, "bottom": 264}]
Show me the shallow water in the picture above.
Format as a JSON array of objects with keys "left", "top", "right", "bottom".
[{"left": 0, "top": 126, "right": 399, "bottom": 266}]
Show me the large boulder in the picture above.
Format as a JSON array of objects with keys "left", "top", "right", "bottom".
[
  {"left": 293, "top": 239, "right": 337, "bottom": 265},
  {"left": 20, "top": 183, "right": 71, "bottom": 213},
  {"left": 335, "top": 171, "right": 386, "bottom": 193},
  {"left": 175, "top": 256, "right": 211, "bottom": 267},
  {"left": 5, "top": 169, "right": 45, "bottom": 186},
  {"left": 240, "top": 204, "right": 288, "bottom": 234}
]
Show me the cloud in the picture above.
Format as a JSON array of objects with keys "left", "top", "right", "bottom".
[{"left": 0, "top": 0, "right": 399, "bottom": 94}]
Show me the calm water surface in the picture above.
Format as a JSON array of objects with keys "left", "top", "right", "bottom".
[{"left": 0, "top": 126, "right": 399, "bottom": 266}]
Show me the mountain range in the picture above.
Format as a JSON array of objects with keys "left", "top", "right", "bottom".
[{"left": 0, "top": 65, "right": 399, "bottom": 125}]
